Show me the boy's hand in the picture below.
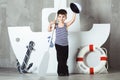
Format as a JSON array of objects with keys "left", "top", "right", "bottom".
[{"left": 48, "top": 20, "right": 56, "bottom": 32}]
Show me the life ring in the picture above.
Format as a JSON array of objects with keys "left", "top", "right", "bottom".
[{"left": 76, "top": 44, "right": 107, "bottom": 74}]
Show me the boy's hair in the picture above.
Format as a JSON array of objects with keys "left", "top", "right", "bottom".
[{"left": 57, "top": 9, "right": 67, "bottom": 16}]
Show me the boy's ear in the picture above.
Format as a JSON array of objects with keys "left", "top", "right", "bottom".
[
  {"left": 66, "top": 16, "right": 67, "bottom": 19},
  {"left": 65, "top": 15, "right": 67, "bottom": 19}
]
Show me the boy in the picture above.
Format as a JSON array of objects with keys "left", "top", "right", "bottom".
[{"left": 48, "top": 9, "right": 76, "bottom": 76}]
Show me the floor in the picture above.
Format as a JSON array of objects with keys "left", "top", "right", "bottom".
[{"left": 0, "top": 68, "right": 120, "bottom": 80}]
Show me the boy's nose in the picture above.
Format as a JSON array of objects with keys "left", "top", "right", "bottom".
[{"left": 61, "top": 17, "right": 64, "bottom": 20}]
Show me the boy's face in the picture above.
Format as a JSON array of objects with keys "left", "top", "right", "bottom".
[{"left": 57, "top": 14, "right": 67, "bottom": 23}]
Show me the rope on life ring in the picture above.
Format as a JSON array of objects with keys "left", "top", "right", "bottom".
[{"left": 76, "top": 44, "right": 108, "bottom": 74}]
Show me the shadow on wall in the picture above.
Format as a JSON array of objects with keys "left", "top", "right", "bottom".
[{"left": 80, "top": 13, "right": 98, "bottom": 31}]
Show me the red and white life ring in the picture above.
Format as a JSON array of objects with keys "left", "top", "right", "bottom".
[{"left": 76, "top": 44, "right": 107, "bottom": 74}]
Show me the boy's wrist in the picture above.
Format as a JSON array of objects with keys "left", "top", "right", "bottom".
[{"left": 49, "top": 22, "right": 53, "bottom": 26}]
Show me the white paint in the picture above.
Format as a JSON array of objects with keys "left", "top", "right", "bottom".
[{"left": 8, "top": 24, "right": 110, "bottom": 74}]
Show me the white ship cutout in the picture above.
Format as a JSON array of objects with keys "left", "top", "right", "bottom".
[{"left": 8, "top": 24, "right": 110, "bottom": 74}]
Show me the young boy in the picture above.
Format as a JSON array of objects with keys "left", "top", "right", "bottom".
[{"left": 48, "top": 9, "right": 76, "bottom": 76}]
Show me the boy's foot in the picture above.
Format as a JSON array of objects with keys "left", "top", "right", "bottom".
[{"left": 58, "top": 73, "right": 69, "bottom": 76}]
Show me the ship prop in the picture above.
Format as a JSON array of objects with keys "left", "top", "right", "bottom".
[{"left": 16, "top": 41, "right": 35, "bottom": 73}]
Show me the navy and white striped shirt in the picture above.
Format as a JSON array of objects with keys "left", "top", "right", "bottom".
[{"left": 55, "top": 24, "right": 68, "bottom": 46}]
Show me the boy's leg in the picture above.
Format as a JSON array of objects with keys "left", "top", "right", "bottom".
[
  {"left": 62, "top": 45, "right": 69, "bottom": 75},
  {"left": 55, "top": 44, "right": 69, "bottom": 76}
]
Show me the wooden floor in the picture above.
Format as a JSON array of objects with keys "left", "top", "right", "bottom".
[{"left": 0, "top": 68, "right": 120, "bottom": 80}]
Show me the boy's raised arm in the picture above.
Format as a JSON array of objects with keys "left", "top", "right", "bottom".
[{"left": 66, "top": 13, "right": 76, "bottom": 28}]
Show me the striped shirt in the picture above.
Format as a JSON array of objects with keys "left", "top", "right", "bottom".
[{"left": 55, "top": 24, "right": 68, "bottom": 46}]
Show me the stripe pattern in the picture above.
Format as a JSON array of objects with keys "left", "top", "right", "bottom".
[{"left": 55, "top": 24, "right": 68, "bottom": 46}]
